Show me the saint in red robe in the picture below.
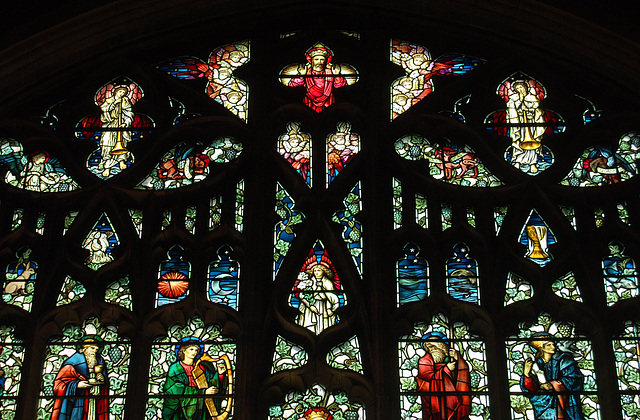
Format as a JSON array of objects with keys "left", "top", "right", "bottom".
[{"left": 416, "top": 353, "right": 471, "bottom": 420}]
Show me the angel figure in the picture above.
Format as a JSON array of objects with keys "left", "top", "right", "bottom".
[
  {"left": 157, "top": 41, "right": 250, "bottom": 121},
  {"left": 83, "top": 229, "right": 115, "bottom": 268},
  {"left": 0, "top": 140, "right": 78, "bottom": 192},
  {"left": 390, "top": 40, "right": 484, "bottom": 119}
]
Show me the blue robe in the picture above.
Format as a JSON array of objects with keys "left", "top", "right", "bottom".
[
  {"left": 520, "top": 351, "right": 584, "bottom": 420},
  {"left": 52, "top": 352, "right": 109, "bottom": 420}
]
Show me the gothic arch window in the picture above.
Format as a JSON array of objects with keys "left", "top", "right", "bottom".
[{"left": 1, "top": 2, "right": 640, "bottom": 420}]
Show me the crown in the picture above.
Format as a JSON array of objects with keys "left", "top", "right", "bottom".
[
  {"left": 307, "top": 43, "right": 332, "bottom": 59},
  {"left": 303, "top": 408, "right": 332, "bottom": 420}
]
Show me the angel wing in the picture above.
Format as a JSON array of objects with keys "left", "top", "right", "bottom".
[
  {"left": 433, "top": 54, "right": 485, "bottom": 76},
  {"left": 157, "top": 56, "right": 211, "bottom": 79},
  {"left": 0, "top": 139, "right": 26, "bottom": 178}
]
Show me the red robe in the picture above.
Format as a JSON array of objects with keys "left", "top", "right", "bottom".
[
  {"left": 51, "top": 353, "right": 109, "bottom": 420},
  {"left": 416, "top": 353, "right": 471, "bottom": 420},
  {"left": 289, "top": 68, "right": 346, "bottom": 112}
]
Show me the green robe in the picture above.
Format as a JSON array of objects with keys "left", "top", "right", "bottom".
[{"left": 162, "top": 360, "right": 228, "bottom": 420}]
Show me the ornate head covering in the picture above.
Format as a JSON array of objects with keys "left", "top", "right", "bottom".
[
  {"left": 529, "top": 332, "right": 554, "bottom": 350},
  {"left": 306, "top": 43, "right": 333, "bottom": 64},
  {"left": 301, "top": 407, "right": 332, "bottom": 420},
  {"left": 80, "top": 335, "right": 104, "bottom": 349}
]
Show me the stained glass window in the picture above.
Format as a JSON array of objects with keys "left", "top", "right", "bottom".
[
  {"left": 0, "top": 140, "right": 79, "bottom": 192},
  {"left": 207, "top": 245, "right": 239, "bottom": 310},
  {"left": 56, "top": 276, "right": 86, "bottom": 306},
  {"left": 278, "top": 122, "right": 312, "bottom": 186},
  {"left": 3, "top": 247, "right": 37, "bottom": 312},
  {"left": 446, "top": 243, "right": 479, "bottom": 304},
  {"left": 158, "top": 41, "right": 250, "bottom": 121},
  {"left": 327, "top": 122, "right": 359, "bottom": 185},
  {"left": 274, "top": 183, "right": 305, "bottom": 278},
  {"left": 327, "top": 336, "right": 363, "bottom": 373},
  {"left": 77, "top": 78, "right": 152, "bottom": 179},
  {"left": 485, "top": 73, "right": 564, "bottom": 176},
  {"left": 83, "top": 214, "right": 119, "bottom": 271},
  {"left": 0, "top": 5, "right": 638, "bottom": 419},
  {"left": 279, "top": 42, "right": 359, "bottom": 113},
  {"left": 506, "top": 313, "right": 599, "bottom": 419},
  {"left": 147, "top": 318, "right": 235, "bottom": 420},
  {"left": 602, "top": 241, "right": 638, "bottom": 305},
  {"left": 398, "top": 315, "right": 490, "bottom": 420},
  {"left": 0, "top": 326, "right": 25, "bottom": 416},
  {"left": 332, "top": 183, "right": 363, "bottom": 275},
  {"left": 504, "top": 273, "right": 533, "bottom": 306},
  {"left": 613, "top": 321, "right": 640, "bottom": 419},
  {"left": 136, "top": 137, "right": 243, "bottom": 190},
  {"left": 397, "top": 243, "right": 429, "bottom": 306},
  {"left": 394, "top": 134, "right": 501, "bottom": 187},
  {"left": 519, "top": 210, "right": 555, "bottom": 267},
  {"left": 156, "top": 246, "right": 191, "bottom": 307},
  {"left": 271, "top": 336, "right": 308, "bottom": 373},
  {"left": 38, "top": 317, "right": 130, "bottom": 420}
]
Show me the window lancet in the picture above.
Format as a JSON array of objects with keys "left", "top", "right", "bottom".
[
  {"left": 147, "top": 318, "right": 235, "bottom": 420},
  {"left": 398, "top": 314, "right": 489, "bottom": 420},
  {"left": 38, "top": 317, "right": 130, "bottom": 420},
  {"left": 0, "top": 326, "right": 25, "bottom": 416},
  {"left": 268, "top": 384, "right": 364, "bottom": 420},
  {"left": 506, "top": 313, "right": 599, "bottom": 420}
]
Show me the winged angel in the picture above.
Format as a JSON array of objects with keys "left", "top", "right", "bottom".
[
  {"left": 157, "top": 41, "right": 250, "bottom": 121},
  {"left": 0, "top": 139, "right": 78, "bottom": 192},
  {"left": 391, "top": 40, "right": 484, "bottom": 119}
]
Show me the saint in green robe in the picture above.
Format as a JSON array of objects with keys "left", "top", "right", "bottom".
[{"left": 162, "top": 359, "right": 228, "bottom": 420}]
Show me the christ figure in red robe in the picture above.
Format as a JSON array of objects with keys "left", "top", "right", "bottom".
[{"left": 281, "top": 43, "right": 358, "bottom": 112}]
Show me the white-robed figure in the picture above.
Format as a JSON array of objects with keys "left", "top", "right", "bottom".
[
  {"left": 295, "top": 263, "right": 340, "bottom": 335},
  {"left": 99, "top": 86, "right": 132, "bottom": 177},
  {"left": 507, "top": 81, "right": 545, "bottom": 173}
]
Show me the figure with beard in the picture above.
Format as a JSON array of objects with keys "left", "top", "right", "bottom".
[
  {"left": 520, "top": 332, "right": 584, "bottom": 420},
  {"left": 283, "top": 43, "right": 356, "bottom": 112},
  {"left": 51, "top": 336, "right": 109, "bottom": 420},
  {"left": 416, "top": 332, "right": 471, "bottom": 420}
]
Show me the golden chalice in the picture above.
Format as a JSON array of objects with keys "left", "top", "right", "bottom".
[{"left": 526, "top": 225, "right": 548, "bottom": 259}]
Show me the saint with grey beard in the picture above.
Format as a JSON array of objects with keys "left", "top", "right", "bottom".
[
  {"left": 416, "top": 332, "right": 471, "bottom": 420},
  {"left": 51, "top": 336, "right": 109, "bottom": 420}
]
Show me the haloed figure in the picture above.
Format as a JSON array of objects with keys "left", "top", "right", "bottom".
[
  {"left": 163, "top": 338, "right": 229, "bottom": 420},
  {"left": 507, "top": 81, "right": 545, "bottom": 173},
  {"left": 286, "top": 43, "right": 355, "bottom": 112},
  {"left": 296, "top": 263, "right": 340, "bottom": 335},
  {"left": 416, "top": 332, "right": 471, "bottom": 420},
  {"left": 99, "top": 86, "right": 132, "bottom": 177}
]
